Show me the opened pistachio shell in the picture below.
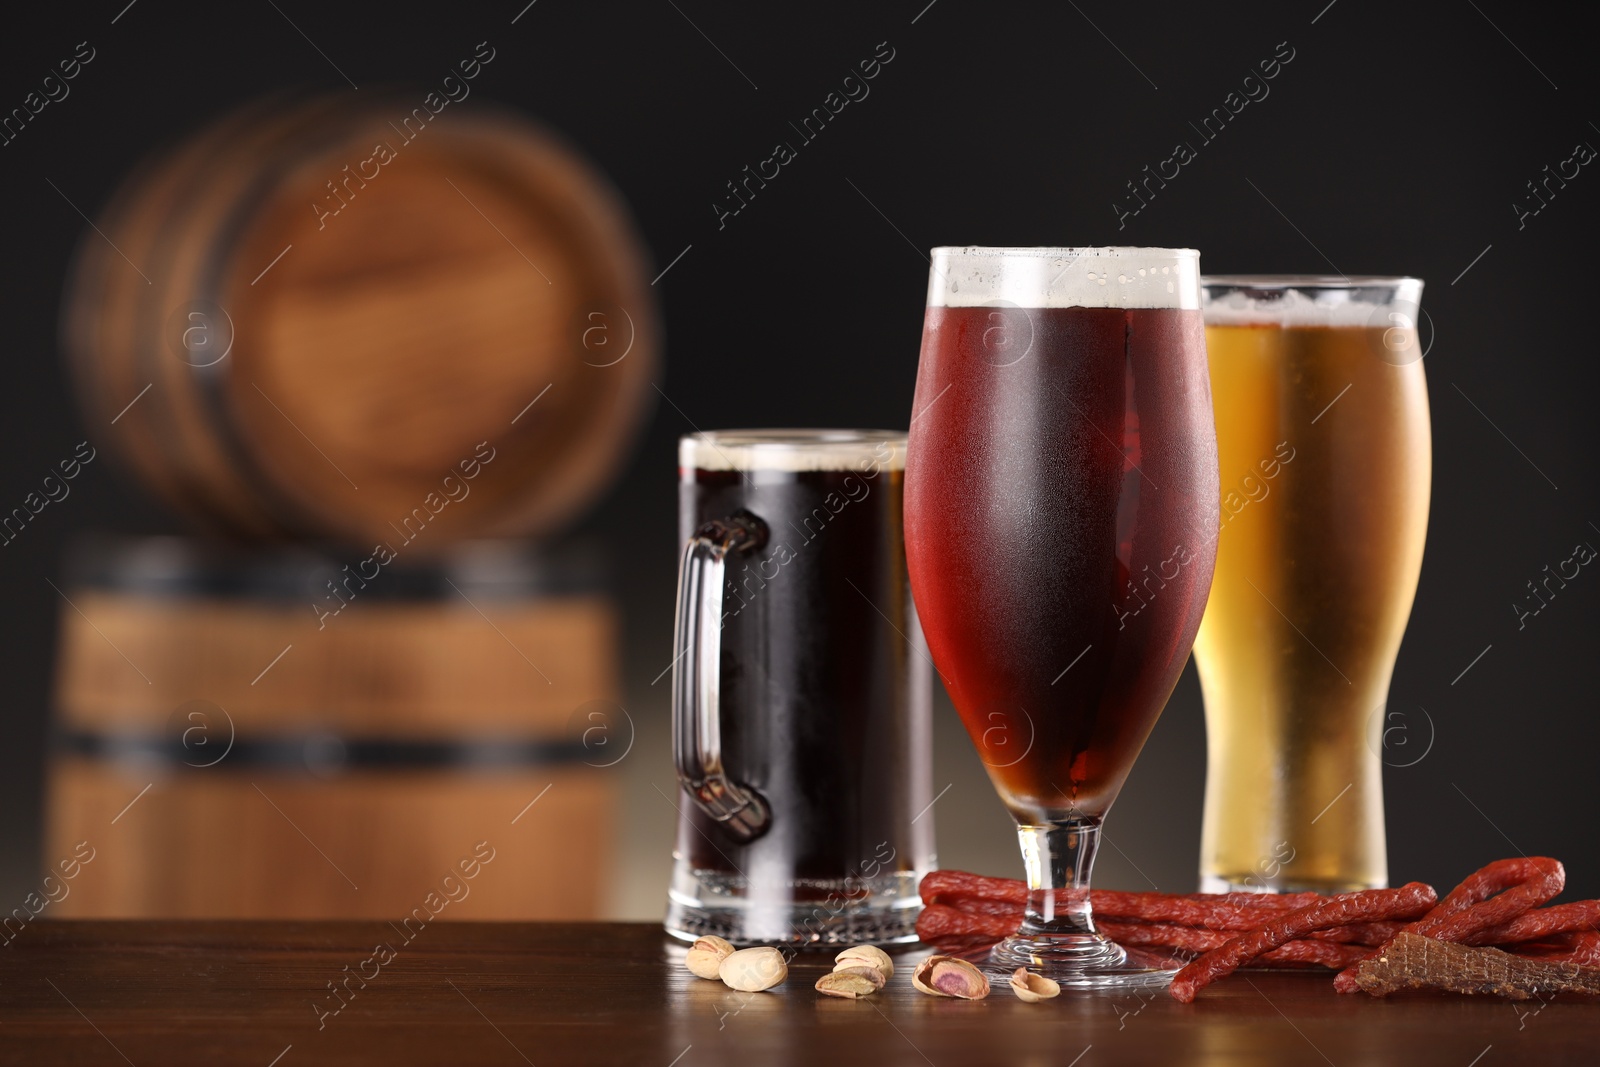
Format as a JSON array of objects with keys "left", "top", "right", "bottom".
[
  {"left": 832, "top": 964, "right": 886, "bottom": 990},
  {"left": 684, "top": 935, "right": 736, "bottom": 980},
  {"left": 719, "top": 946, "right": 788, "bottom": 992},
  {"left": 815, "top": 969, "right": 880, "bottom": 999},
  {"left": 912, "top": 955, "right": 990, "bottom": 1000},
  {"left": 834, "top": 944, "right": 894, "bottom": 980},
  {"left": 1009, "top": 967, "right": 1061, "bottom": 1003}
]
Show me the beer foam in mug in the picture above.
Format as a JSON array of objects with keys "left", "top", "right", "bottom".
[
  {"left": 927, "top": 246, "right": 1202, "bottom": 310},
  {"left": 682, "top": 430, "right": 906, "bottom": 473},
  {"left": 1202, "top": 277, "right": 1424, "bottom": 327}
]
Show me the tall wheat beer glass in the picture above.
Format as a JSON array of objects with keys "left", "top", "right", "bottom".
[
  {"left": 906, "top": 247, "right": 1218, "bottom": 988},
  {"left": 1195, "top": 277, "right": 1430, "bottom": 893}
]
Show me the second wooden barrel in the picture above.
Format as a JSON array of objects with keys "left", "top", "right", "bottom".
[
  {"left": 62, "top": 93, "right": 659, "bottom": 549},
  {"left": 44, "top": 536, "right": 624, "bottom": 919}
]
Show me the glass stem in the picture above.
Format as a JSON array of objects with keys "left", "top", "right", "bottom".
[{"left": 1017, "top": 816, "right": 1102, "bottom": 938}]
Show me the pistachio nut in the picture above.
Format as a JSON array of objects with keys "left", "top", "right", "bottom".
[
  {"left": 911, "top": 955, "right": 990, "bottom": 1000},
  {"left": 684, "top": 935, "right": 736, "bottom": 980},
  {"left": 1009, "top": 967, "right": 1061, "bottom": 1003},
  {"left": 832, "top": 964, "right": 886, "bottom": 990},
  {"left": 815, "top": 969, "right": 881, "bottom": 999},
  {"left": 719, "top": 946, "right": 788, "bottom": 992},
  {"left": 834, "top": 944, "right": 894, "bottom": 981}
]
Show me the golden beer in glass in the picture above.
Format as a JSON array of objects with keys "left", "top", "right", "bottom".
[{"left": 1195, "top": 277, "right": 1430, "bottom": 893}]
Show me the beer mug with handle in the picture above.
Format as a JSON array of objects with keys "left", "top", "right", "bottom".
[{"left": 665, "top": 430, "right": 935, "bottom": 945}]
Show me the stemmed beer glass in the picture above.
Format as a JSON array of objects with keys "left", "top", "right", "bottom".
[{"left": 905, "top": 247, "right": 1219, "bottom": 988}]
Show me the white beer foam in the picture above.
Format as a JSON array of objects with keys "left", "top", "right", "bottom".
[
  {"left": 927, "top": 247, "right": 1202, "bottom": 310},
  {"left": 681, "top": 430, "right": 906, "bottom": 473},
  {"left": 1202, "top": 277, "right": 1424, "bottom": 326}
]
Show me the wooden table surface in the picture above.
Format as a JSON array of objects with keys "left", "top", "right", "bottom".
[{"left": 1, "top": 921, "right": 1594, "bottom": 1065}]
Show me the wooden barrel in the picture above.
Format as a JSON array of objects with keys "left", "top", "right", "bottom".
[
  {"left": 62, "top": 94, "right": 658, "bottom": 549},
  {"left": 44, "top": 537, "right": 623, "bottom": 919}
]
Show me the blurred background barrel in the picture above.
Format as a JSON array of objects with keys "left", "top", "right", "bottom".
[
  {"left": 46, "top": 91, "right": 657, "bottom": 919},
  {"left": 46, "top": 537, "right": 623, "bottom": 919},
  {"left": 62, "top": 93, "right": 658, "bottom": 549}
]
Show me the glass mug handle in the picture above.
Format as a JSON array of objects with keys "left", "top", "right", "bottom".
[{"left": 672, "top": 510, "right": 771, "bottom": 843}]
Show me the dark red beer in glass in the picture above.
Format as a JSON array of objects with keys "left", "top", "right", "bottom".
[{"left": 904, "top": 247, "right": 1218, "bottom": 988}]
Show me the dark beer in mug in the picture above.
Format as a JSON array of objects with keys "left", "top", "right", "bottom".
[{"left": 666, "top": 431, "right": 933, "bottom": 945}]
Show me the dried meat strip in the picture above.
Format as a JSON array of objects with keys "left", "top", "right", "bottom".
[
  {"left": 1333, "top": 858, "right": 1564, "bottom": 993},
  {"left": 1355, "top": 932, "right": 1600, "bottom": 999}
]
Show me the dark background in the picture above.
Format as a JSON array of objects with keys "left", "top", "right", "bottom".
[{"left": 0, "top": 0, "right": 1595, "bottom": 911}]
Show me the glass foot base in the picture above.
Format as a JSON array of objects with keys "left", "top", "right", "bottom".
[{"left": 983, "top": 933, "right": 1185, "bottom": 991}]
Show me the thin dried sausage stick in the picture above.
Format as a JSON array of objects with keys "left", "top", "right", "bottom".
[
  {"left": 1507, "top": 931, "right": 1600, "bottom": 968},
  {"left": 1333, "top": 858, "right": 1563, "bottom": 993},
  {"left": 918, "top": 905, "right": 1364, "bottom": 969},
  {"left": 923, "top": 887, "right": 1401, "bottom": 943},
  {"left": 919, "top": 870, "right": 1026, "bottom": 905},
  {"left": 1468, "top": 899, "right": 1600, "bottom": 947},
  {"left": 915, "top": 902, "right": 1017, "bottom": 941},
  {"left": 1092, "top": 890, "right": 1323, "bottom": 927},
  {"left": 920, "top": 871, "right": 1321, "bottom": 919},
  {"left": 1101, "top": 922, "right": 1379, "bottom": 958},
  {"left": 1169, "top": 883, "right": 1437, "bottom": 1003}
]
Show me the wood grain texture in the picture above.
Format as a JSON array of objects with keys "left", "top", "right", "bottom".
[
  {"left": 44, "top": 767, "right": 613, "bottom": 919},
  {"left": 54, "top": 591, "right": 618, "bottom": 735},
  {"left": 46, "top": 578, "right": 620, "bottom": 919},
  {"left": 1, "top": 922, "right": 1593, "bottom": 1066}
]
